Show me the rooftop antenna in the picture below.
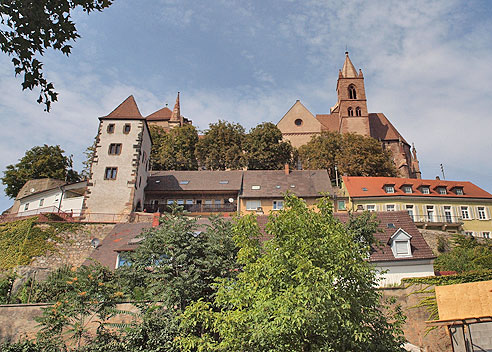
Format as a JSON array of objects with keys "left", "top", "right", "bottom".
[
  {"left": 440, "top": 163, "right": 446, "bottom": 180},
  {"left": 345, "top": 44, "right": 348, "bottom": 54}
]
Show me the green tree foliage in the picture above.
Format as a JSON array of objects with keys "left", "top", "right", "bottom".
[
  {"left": 434, "top": 234, "right": 492, "bottom": 273},
  {"left": 118, "top": 214, "right": 238, "bottom": 308},
  {"left": 0, "top": 0, "right": 112, "bottom": 111},
  {"left": 180, "top": 195, "right": 406, "bottom": 351},
  {"left": 195, "top": 120, "right": 245, "bottom": 170},
  {"left": 2, "top": 144, "right": 81, "bottom": 198},
  {"left": 299, "top": 131, "right": 397, "bottom": 179},
  {"left": 81, "top": 138, "right": 97, "bottom": 179},
  {"left": 150, "top": 125, "right": 199, "bottom": 171},
  {"left": 243, "top": 122, "right": 293, "bottom": 170},
  {"left": 35, "top": 263, "right": 123, "bottom": 349}
]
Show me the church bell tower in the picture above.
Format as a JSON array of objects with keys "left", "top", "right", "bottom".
[{"left": 332, "top": 52, "right": 371, "bottom": 136}]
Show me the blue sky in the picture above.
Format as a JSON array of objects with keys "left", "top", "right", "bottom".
[{"left": 1, "top": 0, "right": 492, "bottom": 210}]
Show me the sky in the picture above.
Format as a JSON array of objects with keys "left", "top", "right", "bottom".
[{"left": 1, "top": 0, "right": 492, "bottom": 211}]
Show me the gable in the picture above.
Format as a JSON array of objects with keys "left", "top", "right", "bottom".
[{"left": 277, "top": 100, "right": 322, "bottom": 134}]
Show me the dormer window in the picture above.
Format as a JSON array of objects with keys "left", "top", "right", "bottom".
[
  {"left": 355, "top": 107, "right": 361, "bottom": 116},
  {"left": 348, "top": 85, "right": 357, "bottom": 99},
  {"left": 389, "top": 228, "right": 413, "bottom": 258},
  {"left": 421, "top": 186, "right": 430, "bottom": 194},
  {"left": 455, "top": 187, "right": 464, "bottom": 195},
  {"left": 347, "top": 107, "right": 354, "bottom": 116},
  {"left": 438, "top": 187, "right": 447, "bottom": 195},
  {"left": 179, "top": 180, "right": 190, "bottom": 185},
  {"left": 251, "top": 185, "right": 261, "bottom": 190},
  {"left": 384, "top": 185, "right": 395, "bottom": 193},
  {"left": 403, "top": 186, "right": 412, "bottom": 194}
]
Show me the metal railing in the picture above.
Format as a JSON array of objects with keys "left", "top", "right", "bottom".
[
  {"left": 412, "top": 214, "right": 462, "bottom": 224},
  {"left": 144, "top": 203, "right": 237, "bottom": 214}
]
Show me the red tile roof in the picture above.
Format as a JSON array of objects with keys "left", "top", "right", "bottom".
[
  {"left": 256, "top": 211, "right": 435, "bottom": 262},
  {"left": 316, "top": 114, "right": 340, "bottom": 131},
  {"left": 368, "top": 113, "right": 407, "bottom": 144},
  {"left": 146, "top": 107, "right": 172, "bottom": 121},
  {"left": 343, "top": 176, "right": 492, "bottom": 199},
  {"left": 102, "top": 95, "right": 144, "bottom": 119}
]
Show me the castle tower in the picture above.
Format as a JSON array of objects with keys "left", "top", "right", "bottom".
[
  {"left": 82, "top": 95, "right": 152, "bottom": 221},
  {"left": 334, "top": 52, "right": 371, "bottom": 136}
]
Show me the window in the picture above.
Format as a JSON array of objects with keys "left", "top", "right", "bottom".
[
  {"left": 460, "top": 206, "right": 470, "bottom": 220},
  {"left": 482, "top": 232, "right": 491, "bottom": 239},
  {"left": 355, "top": 107, "right": 361, "bottom": 116},
  {"left": 403, "top": 186, "right": 412, "bottom": 194},
  {"left": 444, "top": 206, "right": 453, "bottom": 223},
  {"left": 39, "top": 199, "right": 44, "bottom": 207},
  {"left": 272, "top": 200, "right": 284, "bottom": 210},
  {"left": 406, "top": 205, "right": 414, "bottom": 220},
  {"left": 167, "top": 199, "right": 174, "bottom": 205},
  {"left": 366, "top": 204, "right": 376, "bottom": 212},
  {"left": 24, "top": 203, "right": 29, "bottom": 211},
  {"left": 477, "top": 206, "right": 487, "bottom": 220},
  {"left": 246, "top": 200, "right": 261, "bottom": 210},
  {"left": 186, "top": 199, "right": 193, "bottom": 205},
  {"left": 107, "top": 123, "right": 115, "bottom": 133},
  {"left": 177, "top": 200, "right": 184, "bottom": 205},
  {"left": 205, "top": 200, "right": 213, "bottom": 205},
  {"left": 123, "top": 124, "right": 131, "bottom": 134},
  {"left": 395, "top": 241, "right": 410, "bottom": 255},
  {"left": 421, "top": 186, "right": 430, "bottom": 194},
  {"left": 214, "top": 199, "right": 221, "bottom": 205},
  {"left": 179, "top": 180, "right": 190, "bottom": 185},
  {"left": 108, "top": 143, "right": 122, "bottom": 155},
  {"left": 251, "top": 185, "right": 261, "bottom": 190},
  {"left": 464, "top": 231, "right": 474, "bottom": 237},
  {"left": 384, "top": 185, "right": 395, "bottom": 193},
  {"left": 104, "top": 167, "right": 117, "bottom": 180},
  {"left": 426, "top": 205, "right": 435, "bottom": 222},
  {"left": 117, "top": 252, "right": 131, "bottom": 268},
  {"left": 337, "top": 200, "right": 346, "bottom": 210},
  {"left": 347, "top": 107, "right": 354, "bottom": 116},
  {"left": 219, "top": 180, "right": 229, "bottom": 184},
  {"left": 455, "top": 188, "right": 464, "bottom": 195},
  {"left": 386, "top": 204, "right": 396, "bottom": 212},
  {"left": 294, "top": 118, "right": 303, "bottom": 126},
  {"left": 348, "top": 85, "right": 357, "bottom": 99},
  {"left": 438, "top": 187, "right": 447, "bottom": 195}
]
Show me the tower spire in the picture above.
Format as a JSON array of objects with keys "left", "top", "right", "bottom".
[
  {"left": 341, "top": 51, "right": 358, "bottom": 78},
  {"left": 170, "top": 92, "right": 181, "bottom": 125}
]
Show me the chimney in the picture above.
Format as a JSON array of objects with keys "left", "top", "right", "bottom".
[
  {"left": 284, "top": 163, "right": 290, "bottom": 175},
  {"left": 435, "top": 176, "right": 440, "bottom": 180}
]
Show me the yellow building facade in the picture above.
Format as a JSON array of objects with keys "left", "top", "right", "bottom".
[{"left": 342, "top": 176, "right": 492, "bottom": 238}]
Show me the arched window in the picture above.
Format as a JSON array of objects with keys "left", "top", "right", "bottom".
[
  {"left": 348, "top": 85, "right": 357, "bottom": 99},
  {"left": 347, "top": 107, "right": 354, "bottom": 116},
  {"left": 355, "top": 107, "right": 361, "bottom": 116}
]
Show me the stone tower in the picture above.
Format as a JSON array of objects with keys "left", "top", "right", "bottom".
[
  {"left": 82, "top": 96, "right": 152, "bottom": 221},
  {"left": 331, "top": 52, "right": 370, "bottom": 135}
]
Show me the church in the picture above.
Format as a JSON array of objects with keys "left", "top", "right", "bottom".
[{"left": 276, "top": 52, "right": 421, "bottom": 179}]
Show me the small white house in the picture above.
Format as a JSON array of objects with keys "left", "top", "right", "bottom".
[
  {"left": 17, "top": 180, "right": 87, "bottom": 217},
  {"left": 334, "top": 211, "right": 436, "bottom": 287}
]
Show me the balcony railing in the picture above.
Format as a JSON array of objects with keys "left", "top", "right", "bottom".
[
  {"left": 412, "top": 214, "right": 462, "bottom": 224},
  {"left": 144, "top": 203, "right": 237, "bottom": 214}
]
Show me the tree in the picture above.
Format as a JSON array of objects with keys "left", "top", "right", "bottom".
[
  {"left": 180, "top": 195, "right": 406, "bottom": 351},
  {"left": 151, "top": 124, "right": 199, "bottom": 171},
  {"left": 195, "top": 120, "right": 245, "bottom": 170},
  {"left": 149, "top": 125, "right": 168, "bottom": 170},
  {"left": 0, "top": 0, "right": 113, "bottom": 112},
  {"left": 299, "top": 131, "right": 397, "bottom": 179},
  {"left": 434, "top": 234, "right": 492, "bottom": 273},
  {"left": 81, "top": 138, "right": 96, "bottom": 179},
  {"left": 243, "top": 122, "right": 293, "bottom": 170},
  {"left": 2, "top": 144, "right": 81, "bottom": 198},
  {"left": 115, "top": 213, "right": 239, "bottom": 352}
]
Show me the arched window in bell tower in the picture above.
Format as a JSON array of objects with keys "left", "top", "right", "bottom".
[
  {"left": 355, "top": 107, "right": 361, "bottom": 116},
  {"left": 347, "top": 107, "right": 354, "bottom": 116},
  {"left": 348, "top": 85, "right": 357, "bottom": 99}
]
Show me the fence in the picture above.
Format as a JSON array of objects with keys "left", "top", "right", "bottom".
[
  {"left": 144, "top": 203, "right": 237, "bottom": 214},
  {"left": 413, "top": 214, "right": 463, "bottom": 224}
]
